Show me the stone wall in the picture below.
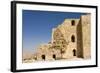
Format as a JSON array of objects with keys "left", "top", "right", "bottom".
[
  {"left": 81, "top": 14, "right": 91, "bottom": 59},
  {"left": 54, "top": 19, "right": 80, "bottom": 59},
  {"left": 34, "top": 44, "right": 61, "bottom": 61}
]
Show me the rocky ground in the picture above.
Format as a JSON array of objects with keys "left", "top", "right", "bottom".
[{"left": 22, "top": 56, "right": 85, "bottom": 63}]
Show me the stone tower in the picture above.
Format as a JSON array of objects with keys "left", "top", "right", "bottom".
[{"left": 77, "top": 14, "right": 91, "bottom": 59}]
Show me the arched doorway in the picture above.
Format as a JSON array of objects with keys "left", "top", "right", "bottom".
[
  {"left": 53, "top": 54, "right": 56, "bottom": 60},
  {"left": 41, "top": 55, "right": 45, "bottom": 60},
  {"left": 73, "top": 49, "right": 76, "bottom": 56}
]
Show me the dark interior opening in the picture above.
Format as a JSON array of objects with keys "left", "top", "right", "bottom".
[
  {"left": 53, "top": 54, "right": 56, "bottom": 60},
  {"left": 71, "top": 20, "right": 75, "bottom": 26},
  {"left": 73, "top": 49, "right": 76, "bottom": 56},
  {"left": 42, "top": 55, "right": 45, "bottom": 60},
  {"left": 71, "top": 35, "right": 75, "bottom": 42}
]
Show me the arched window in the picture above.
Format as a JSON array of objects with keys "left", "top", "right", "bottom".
[
  {"left": 71, "top": 20, "right": 75, "bottom": 26},
  {"left": 41, "top": 55, "right": 45, "bottom": 60},
  {"left": 71, "top": 35, "right": 75, "bottom": 42},
  {"left": 73, "top": 49, "right": 76, "bottom": 56}
]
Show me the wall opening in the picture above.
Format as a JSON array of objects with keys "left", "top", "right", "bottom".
[
  {"left": 53, "top": 54, "right": 56, "bottom": 60},
  {"left": 71, "top": 20, "right": 75, "bottom": 26},
  {"left": 42, "top": 55, "right": 45, "bottom": 60},
  {"left": 71, "top": 35, "right": 75, "bottom": 42},
  {"left": 73, "top": 49, "right": 76, "bottom": 56}
]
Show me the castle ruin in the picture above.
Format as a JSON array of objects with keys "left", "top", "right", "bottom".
[{"left": 23, "top": 14, "right": 91, "bottom": 63}]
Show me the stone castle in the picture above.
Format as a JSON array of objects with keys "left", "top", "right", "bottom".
[{"left": 23, "top": 14, "right": 91, "bottom": 62}]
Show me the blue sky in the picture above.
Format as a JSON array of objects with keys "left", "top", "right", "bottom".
[{"left": 22, "top": 10, "right": 86, "bottom": 53}]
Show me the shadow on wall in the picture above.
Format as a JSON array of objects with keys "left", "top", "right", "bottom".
[{"left": 77, "top": 18, "right": 83, "bottom": 58}]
